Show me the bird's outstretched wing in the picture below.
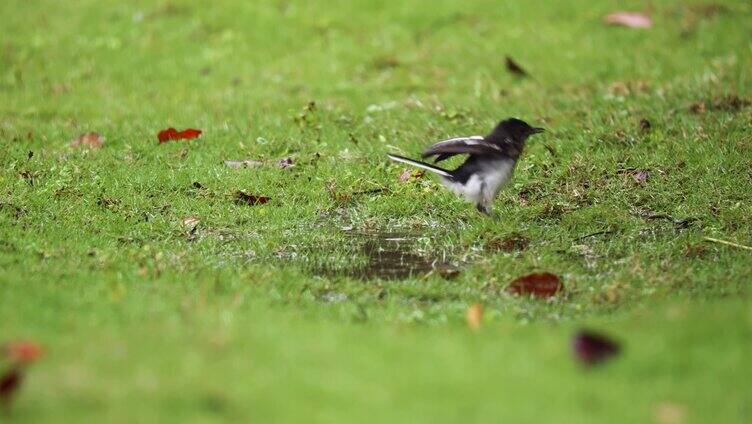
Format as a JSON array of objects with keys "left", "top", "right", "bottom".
[{"left": 421, "top": 136, "right": 502, "bottom": 163}]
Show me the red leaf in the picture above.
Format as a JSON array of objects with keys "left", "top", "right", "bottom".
[
  {"left": 603, "top": 12, "right": 652, "bottom": 28},
  {"left": 234, "top": 191, "right": 269, "bottom": 206},
  {"left": 157, "top": 127, "right": 202, "bottom": 143},
  {"left": 506, "top": 272, "right": 563, "bottom": 298},
  {"left": 0, "top": 369, "right": 22, "bottom": 404},
  {"left": 572, "top": 330, "right": 621, "bottom": 366},
  {"left": 4, "top": 341, "right": 43, "bottom": 365}
]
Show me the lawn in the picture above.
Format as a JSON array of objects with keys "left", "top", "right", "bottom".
[{"left": 1, "top": 0, "right": 751, "bottom": 422}]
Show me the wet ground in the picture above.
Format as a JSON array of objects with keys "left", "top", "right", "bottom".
[{"left": 307, "top": 229, "right": 460, "bottom": 280}]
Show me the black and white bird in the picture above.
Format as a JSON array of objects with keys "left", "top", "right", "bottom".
[{"left": 388, "top": 118, "right": 544, "bottom": 214}]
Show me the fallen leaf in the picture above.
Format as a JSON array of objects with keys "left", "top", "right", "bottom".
[
  {"left": 486, "top": 234, "right": 529, "bottom": 252},
  {"left": 689, "top": 101, "right": 706, "bottom": 114},
  {"left": 3, "top": 341, "right": 43, "bottom": 365},
  {"left": 97, "top": 195, "right": 120, "bottom": 209},
  {"left": 603, "top": 11, "right": 652, "bottom": 28},
  {"left": 617, "top": 168, "right": 650, "bottom": 184},
  {"left": 70, "top": 132, "right": 105, "bottom": 149},
  {"left": 157, "top": 127, "right": 202, "bottom": 143},
  {"left": 234, "top": 191, "right": 269, "bottom": 206},
  {"left": 639, "top": 118, "right": 651, "bottom": 132},
  {"left": 372, "top": 55, "right": 401, "bottom": 70},
  {"left": 277, "top": 157, "right": 294, "bottom": 169},
  {"left": 608, "top": 81, "right": 631, "bottom": 96},
  {"left": 398, "top": 169, "right": 424, "bottom": 182},
  {"left": 653, "top": 402, "right": 687, "bottom": 424},
  {"left": 437, "top": 265, "right": 460, "bottom": 280},
  {"left": 397, "top": 169, "right": 412, "bottom": 182},
  {"left": 181, "top": 216, "right": 200, "bottom": 228},
  {"left": 223, "top": 159, "right": 263, "bottom": 169},
  {"left": 683, "top": 244, "right": 707, "bottom": 258},
  {"left": 0, "top": 369, "right": 22, "bottom": 405},
  {"left": 466, "top": 303, "right": 483, "bottom": 331},
  {"left": 505, "top": 56, "right": 529, "bottom": 77},
  {"left": 506, "top": 272, "right": 563, "bottom": 298},
  {"left": 711, "top": 95, "right": 751, "bottom": 112},
  {"left": 632, "top": 170, "right": 649, "bottom": 184},
  {"left": 572, "top": 330, "right": 620, "bottom": 365}
]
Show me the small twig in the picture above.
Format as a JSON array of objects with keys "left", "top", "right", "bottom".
[
  {"left": 703, "top": 237, "right": 752, "bottom": 251},
  {"left": 543, "top": 143, "right": 557, "bottom": 157},
  {"left": 352, "top": 187, "right": 389, "bottom": 196},
  {"left": 573, "top": 230, "right": 614, "bottom": 242}
]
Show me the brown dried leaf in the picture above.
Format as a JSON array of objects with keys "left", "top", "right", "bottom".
[
  {"left": 234, "top": 191, "right": 269, "bottom": 206},
  {"left": 372, "top": 55, "right": 401, "bottom": 70},
  {"left": 608, "top": 82, "right": 631, "bottom": 96},
  {"left": 683, "top": 244, "right": 707, "bottom": 258},
  {"left": 397, "top": 169, "right": 412, "bottom": 182},
  {"left": 181, "top": 216, "right": 200, "bottom": 228},
  {"left": 711, "top": 95, "right": 750, "bottom": 112},
  {"left": 617, "top": 168, "right": 650, "bottom": 184},
  {"left": 465, "top": 303, "right": 483, "bottom": 331},
  {"left": 689, "top": 101, "right": 706, "bottom": 114},
  {"left": 639, "top": 118, "right": 651, "bottom": 132},
  {"left": 603, "top": 11, "right": 652, "bottom": 28},
  {"left": 506, "top": 272, "right": 563, "bottom": 298},
  {"left": 486, "top": 234, "right": 529, "bottom": 252},
  {"left": 0, "top": 369, "right": 22, "bottom": 405},
  {"left": 398, "top": 169, "right": 424, "bottom": 183},
  {"left": 505, "top": 56, "right": 528, "bottom": 77},
  {"left": 437, "top": 266, "right": 460, "bottom": 280},
  {"left": 70, "top": 132, "right": 105, "bottom": 149}
]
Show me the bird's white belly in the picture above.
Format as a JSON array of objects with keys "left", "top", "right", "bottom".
[
  {"left": 441, "top": 159, "right": 514, "bottom": 205},
  {"left": 443, "top": 174, "right": 483, "bottom": 204},
  {"left": 483, "top": 160, "right": 515, "bottom": 197}
]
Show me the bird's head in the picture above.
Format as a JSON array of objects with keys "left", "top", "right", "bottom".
[
  {"left": 495, "top": 118, "right": 545, "bottom": 145},
  {"left": 484, "top": 118, "right": 545, "bottom": 159}
]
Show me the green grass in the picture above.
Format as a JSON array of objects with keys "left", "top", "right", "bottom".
[{"left": 1, "top": 0, "right": 751, "bottom": 422}]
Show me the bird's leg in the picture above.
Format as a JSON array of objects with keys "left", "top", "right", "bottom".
[
  {"left": 476, "top": 183, "right": 495, "bottom": 217},
  {"left": 476, "top": 203, "right": 492, "bottom": 216}
]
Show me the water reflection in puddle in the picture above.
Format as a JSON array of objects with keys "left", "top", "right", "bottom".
[{"left": 309, "top": 229, "right": 459, "bottom": 280}]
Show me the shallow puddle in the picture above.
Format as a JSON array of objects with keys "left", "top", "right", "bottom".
[{"left": 308, "top": 229, "right": 459, "bottom": 280}]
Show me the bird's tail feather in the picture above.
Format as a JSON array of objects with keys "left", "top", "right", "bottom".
[{"left": 387, "top": 154, "right": 452, "bottom": 178}]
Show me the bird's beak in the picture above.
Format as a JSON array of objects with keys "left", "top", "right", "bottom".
[{"left": 531, "top": 127, "right": 546, "bottom": 134}]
